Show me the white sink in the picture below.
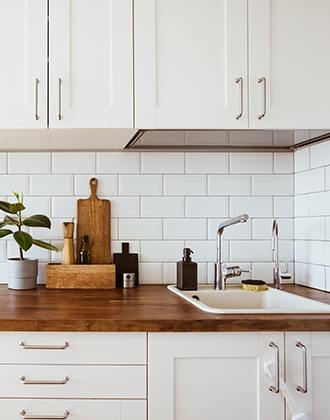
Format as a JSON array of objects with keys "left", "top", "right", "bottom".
[{"left": 168, "top": 284, "right": 330, "bottom": 314}]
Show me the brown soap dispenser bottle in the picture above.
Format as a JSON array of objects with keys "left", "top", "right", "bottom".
[{"left": 176, "top": 248, "right": 197, "bottom": 290}]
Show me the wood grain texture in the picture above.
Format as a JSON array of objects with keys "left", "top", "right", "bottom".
[
  {"left": 62, "top": 222, "right": 75, "bottom": 265},
  {"left": 46, "top": 264, "right": 116, "bottom": 289},
  {"left": 0, "top": 285, "right": 329, "bottom": 332},
  {"left": 77, "top": 178, "right": 111, "bottom": 264}
]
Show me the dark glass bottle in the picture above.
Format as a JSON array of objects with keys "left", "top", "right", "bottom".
[{"left": 79, "top": 235, "right": 91, "bottom": 264}]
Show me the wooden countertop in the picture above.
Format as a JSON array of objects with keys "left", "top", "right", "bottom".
[{"left": 1, "top": 284, "right": 330, "bottom": 332}]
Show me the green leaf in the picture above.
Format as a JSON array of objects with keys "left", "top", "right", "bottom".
[
  {"left": 13, "top": 231, "right": 33, "bottom": 252},
  {"left": 0, "top": 229, "right": 13, "bottom": 238},
  {"left": 23, "top": 215, "right": 51, "bottom": 229},
  {"left": 4, "top": 215, "right": 20, "bottom": 226},
  {"left": 33, "top": 239, "right": 58, "bottom": 252},
  {"left": 0, "top": 222, "right": 7, "bottom": 229},
  {"left": 0, "top": 201, "right": 25, "bottom": 214}
]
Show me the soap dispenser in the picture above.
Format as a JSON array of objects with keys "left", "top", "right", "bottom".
[{"left": 176, "top": 248, "right": 197, "bottom": 290}]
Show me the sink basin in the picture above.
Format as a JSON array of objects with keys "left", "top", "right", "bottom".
[{"left": 168, "top": 285, "right": 330, "bottom": 314}]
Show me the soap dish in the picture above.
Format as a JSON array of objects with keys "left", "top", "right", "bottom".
[{"left": 241, "top": 279, "right": 268, "bottom": 292}]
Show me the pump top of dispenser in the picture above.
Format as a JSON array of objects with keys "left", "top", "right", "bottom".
[{"left": 182, "top": 248, "right": 193, "bottom": 262}]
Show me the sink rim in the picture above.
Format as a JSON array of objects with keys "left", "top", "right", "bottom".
[{"left": 168, "top": 284, "right": 330, "bottom": 314}]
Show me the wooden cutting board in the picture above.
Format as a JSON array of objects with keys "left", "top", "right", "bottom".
[{"left": 77, "top": 178, "right": 111, "bottom": 264}]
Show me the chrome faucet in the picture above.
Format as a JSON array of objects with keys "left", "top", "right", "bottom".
[
  {"left": 272, "top": 220, "right": 281, "bottom": 289},
  {"left": 215, "top": 214, "right": 250, "bottom": 290},
  {"left": 272, "top": 219, "right": 293, "bottom": 289}
]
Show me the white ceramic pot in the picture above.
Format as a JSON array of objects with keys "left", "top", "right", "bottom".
[{"left": 7, "top": 258, "right": 38, "bottom": 290}]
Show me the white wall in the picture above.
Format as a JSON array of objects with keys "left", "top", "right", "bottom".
[
  {"left": 294, "top": 139, "right": 330, "bottom": 291},
  {"left": 0, "top": 151, "right": 294, "bottom": 284}
]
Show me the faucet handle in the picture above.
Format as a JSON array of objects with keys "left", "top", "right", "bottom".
[{"left": 226, "top": 266, "right": 250, "bottom": 279}]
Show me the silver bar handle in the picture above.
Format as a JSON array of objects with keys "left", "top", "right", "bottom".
[
  {"left": 269, "top": 342, "right": 280, "bottom": 393},
  {"left": 235, "top": 77, "right": 243, "bottom": 120},
  {"left": 58, "top": 78, "right": 62, "bottom": 120},
  {"left": 19, "top": 376, "right": 69, "bottom": 385},
  {"left": 35, "top": 78, "right": 40, "bottom": 121},
  {"left": 19, "top": 342, "right": 69, "bottom": 350},
  {"left": 258, "top": 76, "right": 267, "bottom": 120},
  {"left": 20, "top": 410, "right": 70, "bottom": 419},
  {"left": 296, "top": 342, "right": 308, "bottom": 393}
]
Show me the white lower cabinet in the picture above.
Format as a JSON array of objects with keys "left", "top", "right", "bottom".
[
  {"left": 0, "top": 399, "right": 146, "bottom": 420},
  {"left": 148, "top": 332, "right": 285, "bottom": 420},
  {"left": 286, "top": 332, "right": 330, "bottom": 420}
]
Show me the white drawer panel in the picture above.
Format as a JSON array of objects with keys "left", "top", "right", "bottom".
[
  {"left": 0, "top": 365, "right": 146, "bottom": 398},
  {"left": 0, "top": 332, "right": 146, "bottom": 365},
  {"left": 0, "top": 399, "right": 146, "bottom": 420}
]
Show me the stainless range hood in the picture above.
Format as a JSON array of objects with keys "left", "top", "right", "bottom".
[
  {"left": 0, "top": 129, "right": 329, "bottom": 152},
  {"left": 125, "top": 129, "right": 330, "bottom": 152}
]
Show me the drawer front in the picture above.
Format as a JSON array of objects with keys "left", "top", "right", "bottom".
[
  {"left": 0, "top": 399, "right": 146, "bottom": 420},
  {"left": 0, "top": 365, "right": 146, "bottom": 398},
  {"left": 0, "top": 332, "right": 146, "bottom": 364}
]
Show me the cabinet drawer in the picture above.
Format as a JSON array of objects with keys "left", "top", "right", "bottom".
[
  {"left": 0, "top": 332, "right": 146, "bottom": 364},
  {"left": 0, "top": 365, "right": 146, "bottom": 399},
  {"left": 0, "top": 399, "right": 146, "bottom": 420}
]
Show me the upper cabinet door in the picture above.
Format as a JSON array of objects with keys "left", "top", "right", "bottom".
[
  {"left": 135, "top": 0, "right": 248, "bottom": 129},
  {"left": 49, "top": 0, "right": 133, "bottom": 128},
  {"left": 0, "top": 1, "right": 47, "bottom": 128},
  {"left": 249, "top": 0, "right": 330, "bottom": 129}
]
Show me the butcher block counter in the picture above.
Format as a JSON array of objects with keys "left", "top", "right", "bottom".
[{"left": 0, "top": 284, "right": 330, "bottom": 332}]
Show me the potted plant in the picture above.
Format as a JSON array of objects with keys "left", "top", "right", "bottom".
[{"left": 0, "top": 192, "right": 57, "bottom": 290}]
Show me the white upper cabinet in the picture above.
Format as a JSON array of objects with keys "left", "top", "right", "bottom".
[
  {"left": 134, "top": 0, "right": 248, "bottom": 129},
  {"left": 0, "top": 1, "right": 47, "bottom": 128},
  {"left": 49, "top": 0, "right": 133, "bottom": 128},
  {"left": 249, "top": 0, "right": 330, "bottom": 129}
]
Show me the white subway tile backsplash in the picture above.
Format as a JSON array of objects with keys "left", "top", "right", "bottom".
[
  {"left": 139, "top": 263, "right": 162, "bottom": 284},
  {"left": 141, "top": 152, "right": 184, "bottom": 173},
  {"left": 30, "top": 175, "right": 73, "bottom": 196},
  {"left": 97, "top": 152, "right": 140, "bottom": 173},
  {"left": 252, "top": 262, "right": 294, "bottom": 283},
  {"left": 185, "top": 153, "right": 228, "bottom": 174},
  {"left": 230, "top": 153, "right": 273, "bottom": 174},
  {"left": 164, "top": 175, "right": 206, "bottom": 196},
  {"left": 109, "top": 197, "right": 140, "bottom": 218},
  {"left": 51, "top": 197, "right": 77, "bottom": 218},
  {"left": 274, "top": 197, "right": 294, "bottom": 218},
  {"left": 141, "top": 197, "right": 184, "bottom": 218},
  {"left": 230, "top": 241, "right": 272, "bottom": 262},
  {"left": 294, "top": 148, "right": 310, "bottom": 173},
  {"left": 141, "top": 241, "right": 184, "bottom": 262},
  {"left": 163, "top": 219, "right": 206, "bottom": 240},
  {"left": 295, "top": 263, "right": 326, "bottom": 290},
  {"left": 0, "top": 154, "right": 6, "bottom": 173},
  {"left": 295, "top": 217, "right": 325, "bottom": 240},
  {"left": 74, "top": 175, "right": 117, "bottom": 196},
  {"left": 8, "top": 153, "right": 50, "bottom": 174},
  {"left": 230, "top": 197, "right": 273, "bottom": 218},
  {"left": 310, "top": 141, "right": 330, "bottom": 169},
  {"left": 119, "top": 174, "right": 162, "bottom": 196},
  {"left": 119, "top": 219, "right": 162, "bottom": 240},
  {"left": 252, "top": 175, "right": 293, "bottom": 196},
  {"left": 252, "top": 219, "right": 293, "bottom": 240},
  {"left": 0, "top": 243, "right": 6, "bottom": 262},
  {"left": 295, "top": 240, "right": 330, "bottom": 266},
  {"left": 274, "top": 153, "right": 293, "bottom": 174},
  {"left": 184, "top": 240, "right": 218, "bottom": 262},
  {"left": 295, "top": 168, "right": 324, "bottom": 194},
  {"left": 0, "top": 175, "right": 29, "bottom": 195},
  {"left": 309, "top": 191, "right": 330, "bottom": 216},
  {"left": 0, "top": 149, "right": 299, "bottom": 286},
  {"left": 326, "top": 166, "right": 330, "bottom": 190},
  {"left": 185, "top": 197, "right": 228, "bottom": 217},
  {"left": 294, "top": 195, "right": 309, "bottom": 217},
  {"left": 208, "top": 175, "right": 251, "bottom": 196},
  {"left": 52, "top": 153, "right": 95, "bottom": 174}
]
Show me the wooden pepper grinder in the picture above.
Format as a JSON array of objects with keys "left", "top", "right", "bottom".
[{"left": 62, "top": 222, "right": 75, "bottom": 265}]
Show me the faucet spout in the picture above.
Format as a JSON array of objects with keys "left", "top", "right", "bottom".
[
  {"left": 272, "top": 220, "right": 281, "bottom": 289},
  {"left": 215, "top": 214, "right": 249, "bottom": 290}
]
